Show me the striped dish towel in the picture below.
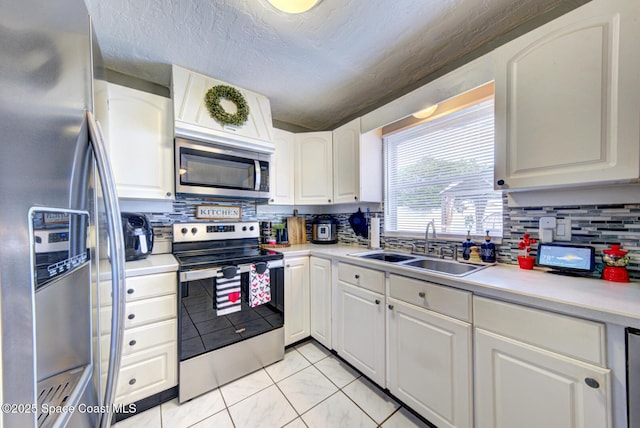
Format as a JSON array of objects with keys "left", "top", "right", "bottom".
[{"left": 215, "top": 266, "right": 242, "bottom": 316}]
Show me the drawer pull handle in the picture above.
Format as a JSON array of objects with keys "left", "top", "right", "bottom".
[
  {"left": 375, "top": 299, "right": 380, "bottom": 305},
  {"left": 128, "top": 314, "right": 135, "bottom": 320},
  {"left": 129, "top": 378, "right": 136, "bottom": 386},
  {"left": 418, "top": 291, "right": 426, "bottom": 298},
  {"left": 585, "top": 378, "right": 600, "bottom": 389},
  {"left": 355, "top": 274, "right": 360, "bottom": 279},
  {"left": 127, "top": 288, "right": 134, "bottom": 294},
  {"left": 129, "top": 340, "right": 137, "bottom": 346},
  {"left": 388, "top": 304, "right": 394, "bottom": 310}
]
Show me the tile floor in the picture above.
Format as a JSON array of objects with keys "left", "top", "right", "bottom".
[{"left": 113, "top": 340, "right": 432, "bottom": 428}]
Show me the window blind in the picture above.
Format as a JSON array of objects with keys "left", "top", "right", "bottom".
[{"left": 384, "top": 98, "right": 503, "bottom": 237}]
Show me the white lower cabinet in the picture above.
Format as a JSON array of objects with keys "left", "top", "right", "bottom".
[
  {"left": 474, "top": 296, "right": 611, "bottom": 428},
  {"left": 387, "top": 275, "right": 472, "bottom": 428},
  {"left": 284, "top": 257, "right": 310, "bottom": 346},
  {"left": 100, "top": 270, "right": 178, "bottom": 406},
  {"left": 336, "top": 263, "right": 385, "bottom": 386},
  {"left": 309, "top": 256, "right": 332, "bottom": 348}
]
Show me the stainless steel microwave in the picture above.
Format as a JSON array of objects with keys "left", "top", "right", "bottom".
[{"left": 175, "top": 137, "right": 271, "bottom": 200}]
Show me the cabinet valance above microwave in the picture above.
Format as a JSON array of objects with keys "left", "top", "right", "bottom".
[{"left": 172, "top": 64, "right": 275, "bottom": 154}]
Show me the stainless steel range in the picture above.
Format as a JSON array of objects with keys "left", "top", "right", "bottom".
[{"left": 173, "top": 221, "right": 284, "bottom": 402}]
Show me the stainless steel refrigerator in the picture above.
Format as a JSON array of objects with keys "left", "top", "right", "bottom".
[{"left": 1, "top": 0, "right": 127, "bottom": 426}]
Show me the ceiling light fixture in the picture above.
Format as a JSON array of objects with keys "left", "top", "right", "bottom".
[
  {"left": 413, "top": 104, "right": 439, "bottom": 119},
  {"left": 267, "top": 0, "right": 320, "bottom": 14}
]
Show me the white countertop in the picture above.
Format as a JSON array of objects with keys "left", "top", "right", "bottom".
[
  {"left": 99, "top": 253, "right": 178, "bottom": 280},
  {"left": 278, "top": 244, "right": 640, "bottom": 328}
]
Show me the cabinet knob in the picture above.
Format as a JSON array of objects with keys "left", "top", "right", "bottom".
[
  {"left": 129, "top": 378, "right": 136, "bottom": 386},
  {"left": 286, "top": 264, "right": 291, "bottom": 268},
  {"left": 128, "top": 313, "right": 135, "bottom": 320},
  {"left": 166, "top": 191, "right": 172, "bottom": 197},
  {"left": 354, "top": 196, "right": 358, "bottom": 200},
  {"left": 375, "top": 299, "right": 380, "bottom": 305},
  {"left": 129, "top": 340, "right": 137, "bottom": 346},
  {"left": 585, "top": 378, "right": 600, "bottom": 389},
  {"left": 270, "top": 198, "right": 275, "bottom": 202},
  {"left": 328, "top": 199, "right": 332, "bottom": 203},
  {"left": 418, "top": 291, "right": 426, "bottom": 298},
  {"left": 127, "top": 288, "right": 134, "bottom": 294},
  {"left": 388, "top": 304, "right": 394, "bottom": 310},
  {"left": 354, "top": 274, "right": 360, "bottom": 279},
  {"left": 496, "top": 179, "right": 505, "bottom": 186}
]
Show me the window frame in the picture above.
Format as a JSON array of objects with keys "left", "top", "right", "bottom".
[{"left": 382, "top": 85, "right": 502, "bottom": 242}]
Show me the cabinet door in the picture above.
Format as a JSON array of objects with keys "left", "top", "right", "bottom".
[
  {"left": 106, "top": 83, "right": 174, "bottom": 199},
  {"left": 294, "top": 132, "right": 333, "bottom": 204},
  {"left": 309, "top": 257, "right": 332, "bottom": 349},
  {"left": 333, "top": 118, "right": 360, "bottom": 204},
  {"left": 494, "top": 0, "right": 640, "bottom": 191},
  {"left": 284, "top": 257, "right": 310, "bottom": 346},
  {"left": 388, "top": 299, "right": 472, "bottom": 428},
  {"left": 270, "top": 128, "right": 295, "bottom": 205},
  {"left": 475, "top": 329, "right": 611, "bottom": 428},
  {"left": 336, "top": 281, "right": 385, "bottom": 386}
]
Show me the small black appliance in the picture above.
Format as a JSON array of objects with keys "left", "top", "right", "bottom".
[{"left": 121, "top": 212, "right": 153, "bottom": 261}]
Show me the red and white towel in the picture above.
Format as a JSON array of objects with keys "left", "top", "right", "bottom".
[
  {"left": 215, "top": 266, "right": 242, "bottom": 316},
  {"left": 248, "top": 263, "right": 271, "bottom": 307}
]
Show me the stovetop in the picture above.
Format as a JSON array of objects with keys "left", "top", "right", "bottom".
[
  {"left": 174, "top": 247, "right": 283, "bottom": 271},
  {"left": 172, "top": 221, "right": 283, "bottom": 270}
]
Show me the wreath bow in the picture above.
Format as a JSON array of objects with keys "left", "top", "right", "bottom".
[{"left": 204, "top": 85, "right": 249, "bottom": 126}]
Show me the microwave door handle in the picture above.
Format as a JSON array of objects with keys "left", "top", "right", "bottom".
[{"left": 254, "top": 159, "right": 261, "bottom": 191}]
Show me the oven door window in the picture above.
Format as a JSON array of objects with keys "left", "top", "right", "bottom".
[
  {"left": 180, "top": 148, "right": 256, "bottom": 191},
  {"left": 180, "top": 268, "right": 284, "bottom": 361}
]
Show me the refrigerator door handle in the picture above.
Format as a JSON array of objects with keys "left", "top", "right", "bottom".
[{"left": 87, "top": 110, "right": 126, "bottom": 428}]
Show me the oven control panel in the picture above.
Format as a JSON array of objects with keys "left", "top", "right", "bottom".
[{"left": 173, "top": 221, "right": 259, "bottom": 243}]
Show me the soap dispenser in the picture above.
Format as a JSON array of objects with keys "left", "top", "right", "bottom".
[
  {"left": 480, "top": 230, "right": 496, "bottom": 263},
  {"left": 461, "top": 231, "right": 474, "bottom": 260}
]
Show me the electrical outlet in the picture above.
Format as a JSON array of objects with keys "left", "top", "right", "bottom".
[
  {"left": 538, "top": 216, "right": 556, "bottom": 243},
  {"left": 555, "top": 218, "right": 572, "bottom": 241}
]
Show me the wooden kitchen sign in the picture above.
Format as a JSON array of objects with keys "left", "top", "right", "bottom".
[{"left": 195, "top": 205, "right": 242, "bottom": 220}]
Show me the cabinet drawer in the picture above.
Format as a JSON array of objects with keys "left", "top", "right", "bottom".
[
  {"left": 474, "top": 296, "right": 606, "bottom": 367},
  {"left": 103, "top": 342, "right": 177, "bottom": 406},
  {"left": 338, "top": 263, "right": 385, "bottom": 294},
  {"left": 100, "top": 319, "right": 176, "bottom": 366},
  {"left": 100, "top": 294, "right": 177, "bottom": 334},
  {"left": 100, "top": 271, "right": 176, "bottom": 305},
  {"left": 389, "top": 274, "right": 471, "bottom": 322}
]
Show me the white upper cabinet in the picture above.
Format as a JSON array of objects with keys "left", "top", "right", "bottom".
[
  {"left": 270, "top": 128, "right": 295, "bottom": 205},
  {"left": 494, "top": 0, "right": 640, "bottom": 191},
  {"left": 104, "top": 83, "right": 174, "bottom": 200},
  {"left": 332, "top": 118, "right": 382, "bottom": 204},
  {"left": 294, "top": 131, "right": 333, "bottom": 205},
  {"left": 172, "top": 65, "right": 274, "bottom": 153}
]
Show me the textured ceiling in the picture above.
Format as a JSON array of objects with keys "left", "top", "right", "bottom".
[{"left": 85, "top": 0, "right": 572, "bottom": 131}]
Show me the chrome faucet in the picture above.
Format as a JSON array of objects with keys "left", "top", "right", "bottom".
[{"left": 424, "top": 220, "right": 436, "bottom": 255}]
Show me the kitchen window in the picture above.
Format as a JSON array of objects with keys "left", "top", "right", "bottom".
[{"left": 383, "top": 85, "right": 502, "bottom": 238}]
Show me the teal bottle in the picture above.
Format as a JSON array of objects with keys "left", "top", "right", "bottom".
[
  {"left": 461, "top": 231, "right": 474, "bottom": 261},
  {"left": 480, "top": 230, "right": 496, "bottom": 263}
]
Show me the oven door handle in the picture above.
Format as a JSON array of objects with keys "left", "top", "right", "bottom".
[
  {"left": 179, "top": 259, "right": 284, "bottom": 282},
  {"left": 180, "top": 267, "right": 220, "bottom": 282}
]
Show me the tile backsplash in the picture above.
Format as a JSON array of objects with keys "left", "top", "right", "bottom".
[{"left": 142, "top": 195, "right": 639, "bottom": 280}]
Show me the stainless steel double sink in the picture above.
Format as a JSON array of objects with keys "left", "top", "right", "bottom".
[{"left": 349, "top": 250, "right": 490, "bottom": 277}]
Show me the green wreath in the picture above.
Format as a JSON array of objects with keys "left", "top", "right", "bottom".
[{"left": 204, "top": 85, "right": 250, "bottom": 126}]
